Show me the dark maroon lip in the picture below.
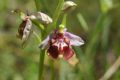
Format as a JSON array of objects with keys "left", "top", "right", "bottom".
[{"left": 46, "top": 30, "right": 74, "bottom": 60}]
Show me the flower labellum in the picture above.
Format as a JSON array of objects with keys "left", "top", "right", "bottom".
[
  {"left": 30, "top": 12, "right": 53, "bottom": 25},
  {"left": 17, "top": 15, "right": 32, "bottom": 46},
  {"left": 62, "top": 1, "right": 77, "bottom": 13},
  {"left": 39, "top": 28, "right": 84, "bottom": 60}
]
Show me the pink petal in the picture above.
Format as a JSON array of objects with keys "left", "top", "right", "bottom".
[
  {"left": 63, "top": 47, "right": 74, "bottom": 60},
  {"left": 64, "top": 32, "right": 84, "bottom": 46},
  {"left": 22, "top": 19, "right": 32, "bottom": 42},
  {"left": 39, "top": 35, "right": 50, "bottom": 49}
]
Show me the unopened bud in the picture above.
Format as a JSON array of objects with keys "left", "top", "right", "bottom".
[
  {"left": 31, "top": 12, "right": 53, "bottom": 25},
  {"left": 62, "top": 1, "right": 77, "bottom": 13}
]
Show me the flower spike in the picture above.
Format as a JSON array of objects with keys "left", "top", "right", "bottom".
[{"left": 30, "top": 12, "right": 53, "bottom": 24}]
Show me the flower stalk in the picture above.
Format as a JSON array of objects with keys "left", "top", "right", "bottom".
[
  {"left": 61, "top": 13, "right": 67, "bottom": 26},
  {"left": 52, "top": 0, "right": 64, "bottom": 28},
  {"left": 34, "top": 0, "right": 45, "bottom": 80},
  {"left": 38, "top": 50, "right": 45, "bottom": 80}
]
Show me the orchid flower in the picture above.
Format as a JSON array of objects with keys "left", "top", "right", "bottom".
[
  {"left": 39, "top": 27, "right": 84, "bottom": 60},
  {"left": 17, "top": 14, "right": 32, "bottom": 45}
]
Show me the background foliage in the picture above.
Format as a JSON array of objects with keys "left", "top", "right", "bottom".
[{"left": 0, "top": 0, "right": 120, "bottom": 80}]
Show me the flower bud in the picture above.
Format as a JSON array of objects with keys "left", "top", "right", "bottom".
[
  {"left": 62, "top": 1, "right": 77, "bottom": 13},
  {"left": 30, "top": 12, "right": 53, "bottom": 25},
  {"left": 100, "top": 0, "right": 113, "bottom": 13}
]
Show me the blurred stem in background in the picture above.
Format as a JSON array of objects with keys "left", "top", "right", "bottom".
[
  {"left": 77, "top": 13, "right": 89, "bottom": 32},
  {"left": 99, "top": 56, "right": 120, "bottom": 80}
]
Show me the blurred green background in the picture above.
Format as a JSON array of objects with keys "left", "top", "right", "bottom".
[{"left": 0, "top": 0, "right": 120, "bottom": 80}]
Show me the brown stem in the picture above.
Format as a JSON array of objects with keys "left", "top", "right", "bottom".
[{"left": 99, "top": 56, "right": 120, "bottom": 80}]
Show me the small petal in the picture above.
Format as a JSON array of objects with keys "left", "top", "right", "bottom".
[
  {"left": 63, "top": 47, "right": 74, "bottom": 60},
  {"left": 18, "top": 20, "right": 27, "bottom": 39},
  {"left": 35, "top": 12, "right": 53, "bottom": 24},
  {"left": 39, "top": 35, "right": 50, "bottom": 49},
  {"left": 64, "top": 32, "right": 84, "bottom": 46},
  {"left": 48, "top": 45, "right": 59, "bottom": 59},
  {"left": 22, "top": 19, "right": 32, "bottom": 44}
]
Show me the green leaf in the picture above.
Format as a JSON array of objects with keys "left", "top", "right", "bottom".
[
  {"left": 34, "top": 0, "right": 41, "bottom": 11},
  {"left": 77, "top": 13, "right": 89, "bottom": 32}
]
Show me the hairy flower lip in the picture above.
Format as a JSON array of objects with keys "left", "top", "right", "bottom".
[{"left": 39, "top": 28, "right": 84, "bottom": 60}]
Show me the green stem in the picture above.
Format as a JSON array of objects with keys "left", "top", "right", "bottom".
[
  {"left": 34, "top": 0, "right": 45, "bottom": 80},
  {"left": 52, "top": 0, "right": 64, "bottom": 28},
  {"left": 49, "top": 60, "right": 55, "bottom": 80},
  {"left": 46, "top": 0, "right": 64, "bottom": 35},
  {"left": 61, "top": 14, "right": 67, "bottom": 26},
  {"left": 33, "top": 31, "right": 41, "bottom": 42},
  {"left": 38, "top": 50, "right": 45, "bottom": 80},
  {"left": 32, "top": 20, "right": 44, "bottom": 30}
]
